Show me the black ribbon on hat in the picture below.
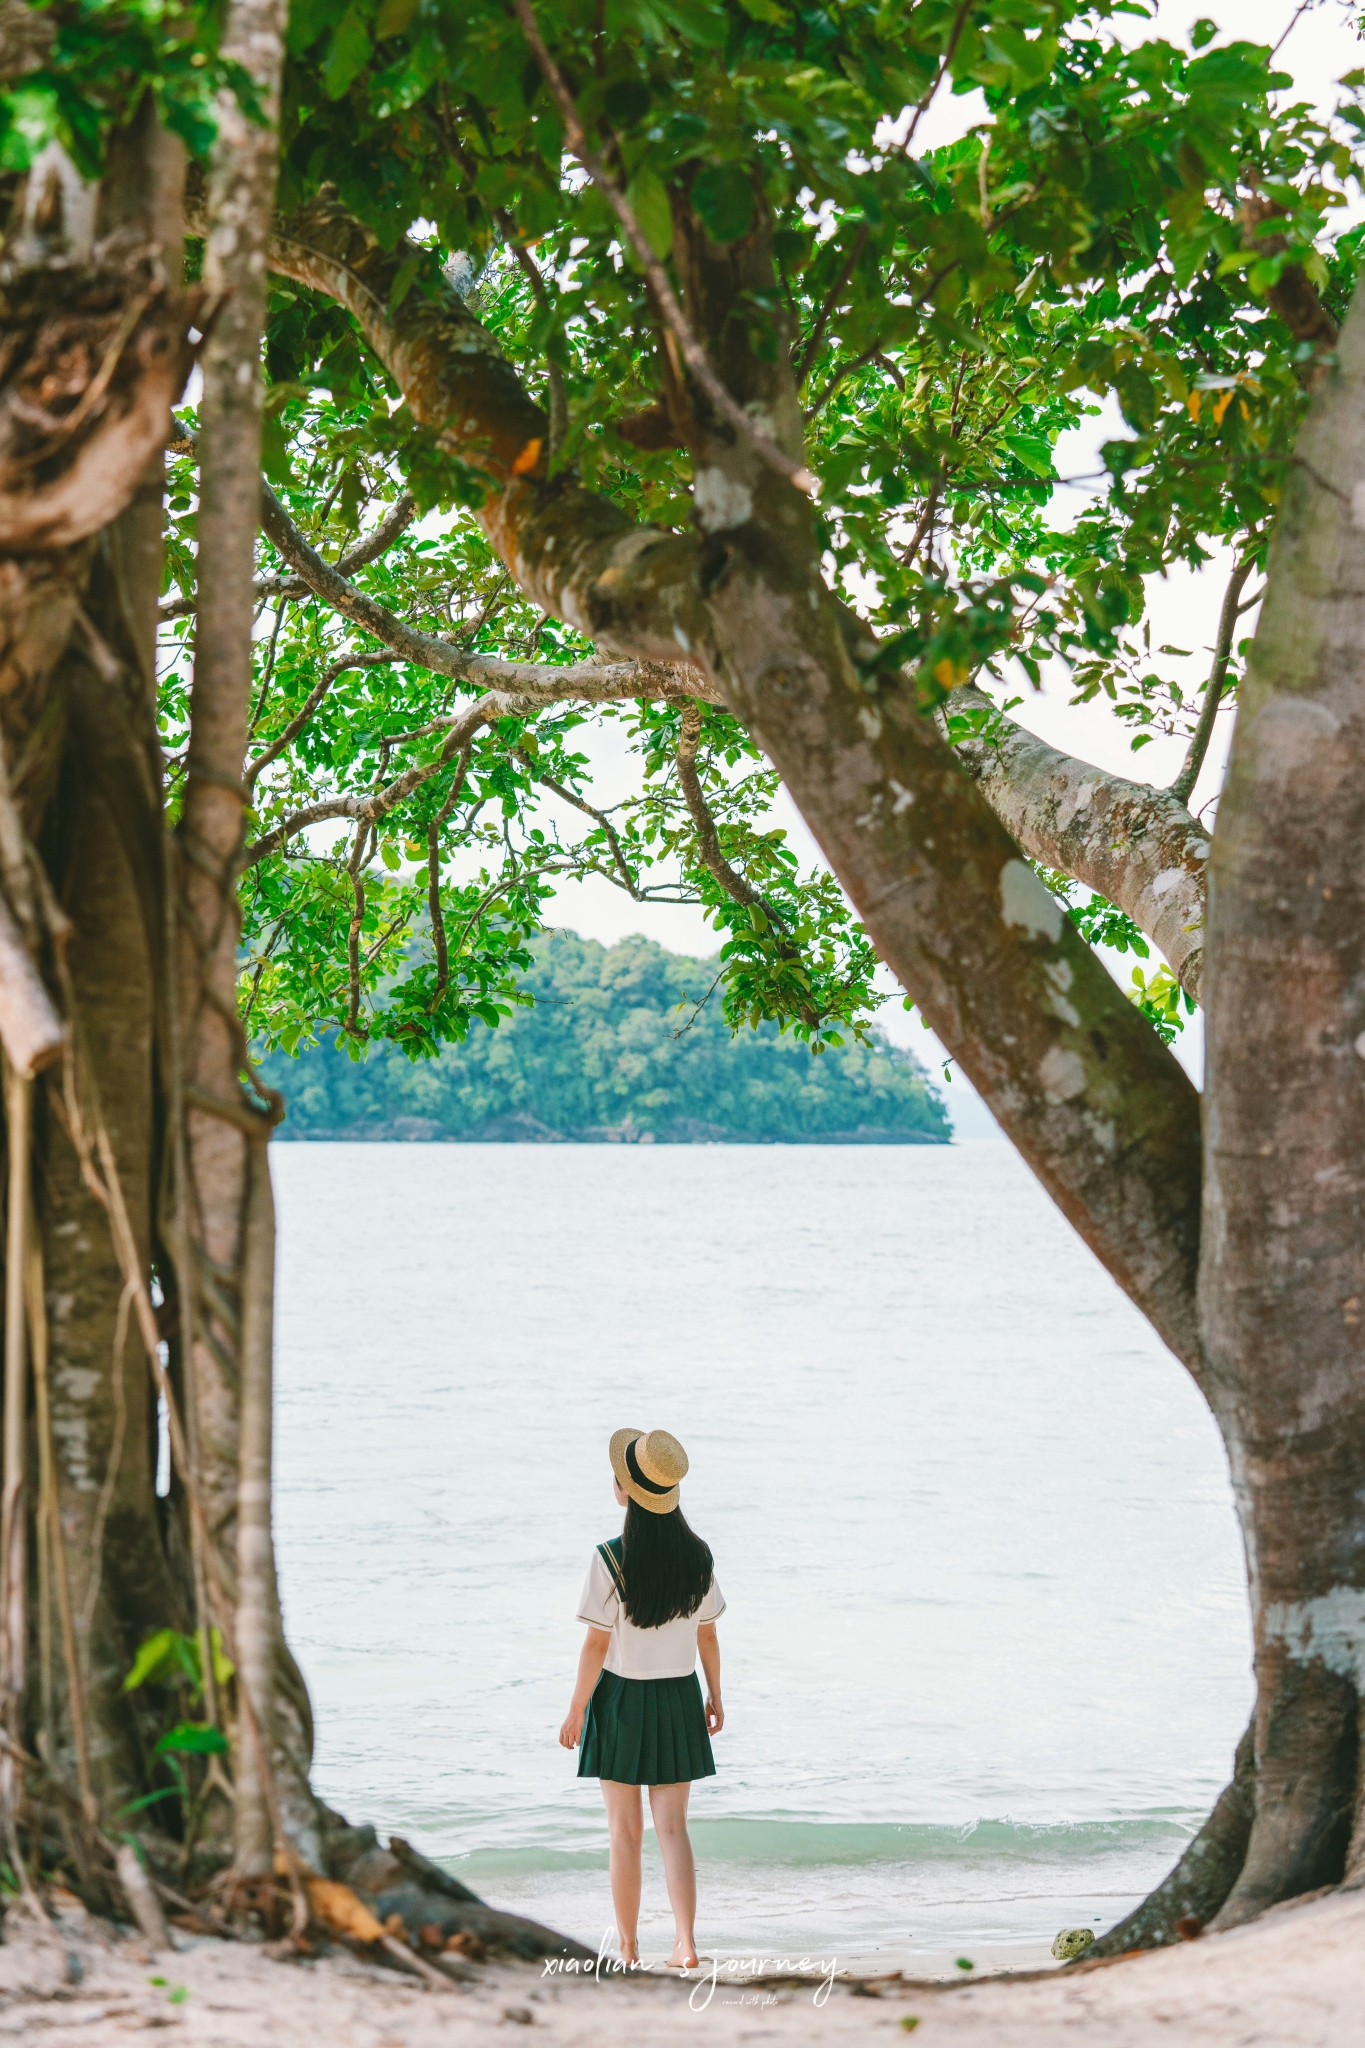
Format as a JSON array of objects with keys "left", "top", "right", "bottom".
[{"left": 625, "top": 1436, "right": 672, "bottom": 1495}]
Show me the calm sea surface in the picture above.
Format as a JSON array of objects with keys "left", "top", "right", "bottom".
[{"left": 271, "top": 1140, "right": 1251, "bottom": 1961}]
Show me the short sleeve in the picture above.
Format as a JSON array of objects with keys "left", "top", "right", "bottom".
[
  {"left": 576, "top": 1551, "right": 619, "bottom": 1631},
  {"left": 696, "top": 1573, "right": 725, "bottom": 1624}
]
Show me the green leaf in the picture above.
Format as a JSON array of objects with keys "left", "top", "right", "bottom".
[
  {"left": 1003, "top": 434, "right": 1054, "bottom": 479},
  {"left": 117, "top": 1788, "right": 182, "bottom": 1817},
  {"left": 122, "top": 1630, "right": 184, "bottom": 1694},
  {"left": 1114, "top": 365, "right": 1157, "bottom": 434},
  {"left": 153, "top": 1722, "right": 230, "bottom": 1759},
  {"left": 261, "top": 411, "right": 295, "bottom": 487},
  {"left": 323, "top": 8, "right": 373, "bottom": 99},
  {"left": 691, "top": 164, "right": 754, "bottom": 245},
  {"left": 627, "top": 167, "right": 673, "bottom": 260},
  {"left": 287, "top": 0, "right": 337, "bottom": 54}
]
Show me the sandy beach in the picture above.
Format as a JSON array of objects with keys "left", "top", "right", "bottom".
[{"left": 3, "top": 1885, "right": 1361, "bottom": 2045}]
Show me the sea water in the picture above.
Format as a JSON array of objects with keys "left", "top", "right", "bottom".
[{"left": 271, "top": 1140, "right": 1251, "bottom": 1960}]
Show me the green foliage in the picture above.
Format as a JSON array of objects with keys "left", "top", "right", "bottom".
[
  {"left": 1039, "top": 868, "right": 1195, "bottom": 1041},
  {"left": 41, "top": 0, "right": 1362, "bottom": 1065},
  {"left": 1127, "top": 962, "right": 1196, "bottom": 1046},
  {"left": 258, "top": 931, "right": 952, "bottom": 1143},
  {"left": 1039, "top": 866, "right": 1152, "bottom": 962},
  {"left": 119, "top": 1628, "right": 233, "bottom": 1825},
  {"left": 0, "top": 3, "right": 246, "bottom": 178}
]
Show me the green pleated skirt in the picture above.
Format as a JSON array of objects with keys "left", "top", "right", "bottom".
[{"left": 578, "top": 1669, "right": 716, "bottom": 1785}]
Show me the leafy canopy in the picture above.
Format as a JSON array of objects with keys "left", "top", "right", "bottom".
[{"left": 50, "top": 0, "right": 1364, "bottom": 1054}]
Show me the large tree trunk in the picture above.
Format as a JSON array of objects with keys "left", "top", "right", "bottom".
[
  {"left": 1199, "top": 280, "right": 1365, "bottom": 1925},
  {"left": 0, "top": 102, "right": 197, "bottom": 1854}
]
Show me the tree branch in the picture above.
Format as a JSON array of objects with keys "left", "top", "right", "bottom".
[
  {"left": 426, "top": 749, "right": 473, "bottom": 1009},
  {"left": 1168, "top": 553, "right": 1256, "bottom": 806},
  {"left": 244, "top": 688, "right": 535, "bottom": 866},
  {"left": 676, "top": 702, "right": 826, "bottom": 1033},
  {"left": 794, "top": 223, "right": 870, "bottom": 390},
  {"left": 159, "top": 487, "right": 418, "bottom": 621},
  {"left": 516, "top": 750, "right": 645, "bottom": 900},
  {"left": 245, "top": 651, "right": 398, "bottom": 786},
  {"left": 1240, "top": 190, "right": 1339, "bottom": 358},
  {"left": 675, "top": 701, "right": 777, "bottom": 922},
  {"left": 949, "top": 684, "right": 1209, "bottom": 1001}
]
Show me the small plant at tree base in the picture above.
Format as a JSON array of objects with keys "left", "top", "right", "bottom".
[{"left": 119, "top": 1631, "right": 234, "bottom": 1848}]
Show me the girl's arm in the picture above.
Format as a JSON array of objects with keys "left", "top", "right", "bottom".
[
  {"left": 559, "top": 1627, "right": 611, "bottom": 1748},
  {"left": 697, "top": 1622, "right": 723, "bottom": 1734}
]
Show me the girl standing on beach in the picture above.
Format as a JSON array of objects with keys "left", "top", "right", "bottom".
[{"left": 559, "top": 1428, "right": 724, "bottom": 1971}]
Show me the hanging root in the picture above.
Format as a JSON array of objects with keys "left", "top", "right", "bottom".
[{"left": 114, "top": 1843, "right": 171, "bottom": 1951}]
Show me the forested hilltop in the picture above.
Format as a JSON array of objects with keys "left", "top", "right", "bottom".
[{"left": 260, "top": 934, "right": 950, "bottom": 1145}]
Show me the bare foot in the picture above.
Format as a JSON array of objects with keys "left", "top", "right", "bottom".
[
  {"left": 619, "top": 1943, "right": 641, "bottom": 1968},
  {"left": 668, "top": 1936, "right": 699, "bottom": 1971}
]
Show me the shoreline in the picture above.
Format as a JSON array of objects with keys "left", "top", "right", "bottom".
[{"left": 5, "top": 1884, "right": 1360, "bottom": 2045}]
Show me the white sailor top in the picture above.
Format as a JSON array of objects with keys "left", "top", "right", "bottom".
[{"left": 577, "top": 1541, "right": 725, "bottom": 1680}]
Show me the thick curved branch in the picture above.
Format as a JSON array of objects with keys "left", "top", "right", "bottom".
[
  {"left": 248, "top": 192, "right": 716, "bottom": 666},
  {"left": 950, "top": 686, "right": 1209, "bottom": 1001}
]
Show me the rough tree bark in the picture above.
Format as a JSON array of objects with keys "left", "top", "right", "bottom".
[
  {"left": 1201, "top": 280, "right": 1365, "bottom": 1923},
  {"left": 177, "top": 0, "right": 316, "bottom": 1873},
  {"left": 950, "top": 684, "right": 1210, "bottom": 1000},
  {"left": 0, "top": 61, "right": 597, "bottom": 1967},
  {"left": 0, "top": 101, "right": 198, "bottom": 1838}
]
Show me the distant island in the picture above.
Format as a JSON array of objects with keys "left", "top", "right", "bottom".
[{"left": 259, "top": 932, "right": 951, "bottom": 1145}]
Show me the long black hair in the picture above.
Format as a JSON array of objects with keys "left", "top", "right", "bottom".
[{"left": 620, "top": 1499, "right": 714, "bottom": 1630}]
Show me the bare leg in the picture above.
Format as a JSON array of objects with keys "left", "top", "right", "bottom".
[
  {"left": 601, "top": 1781, "right": 643, "bottom": 1963},
  {"left": 649, "top": 1782, "right": 698, "bottom": 1968}
]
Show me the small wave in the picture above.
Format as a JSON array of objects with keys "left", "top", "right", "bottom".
[{"left": 444, "top": 1811, "right": 1198, "bottom": 1883}]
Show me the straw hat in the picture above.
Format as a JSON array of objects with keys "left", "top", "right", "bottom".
[{"left": 609, "top": 1427, "right": 689, "bottom": 1514}]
